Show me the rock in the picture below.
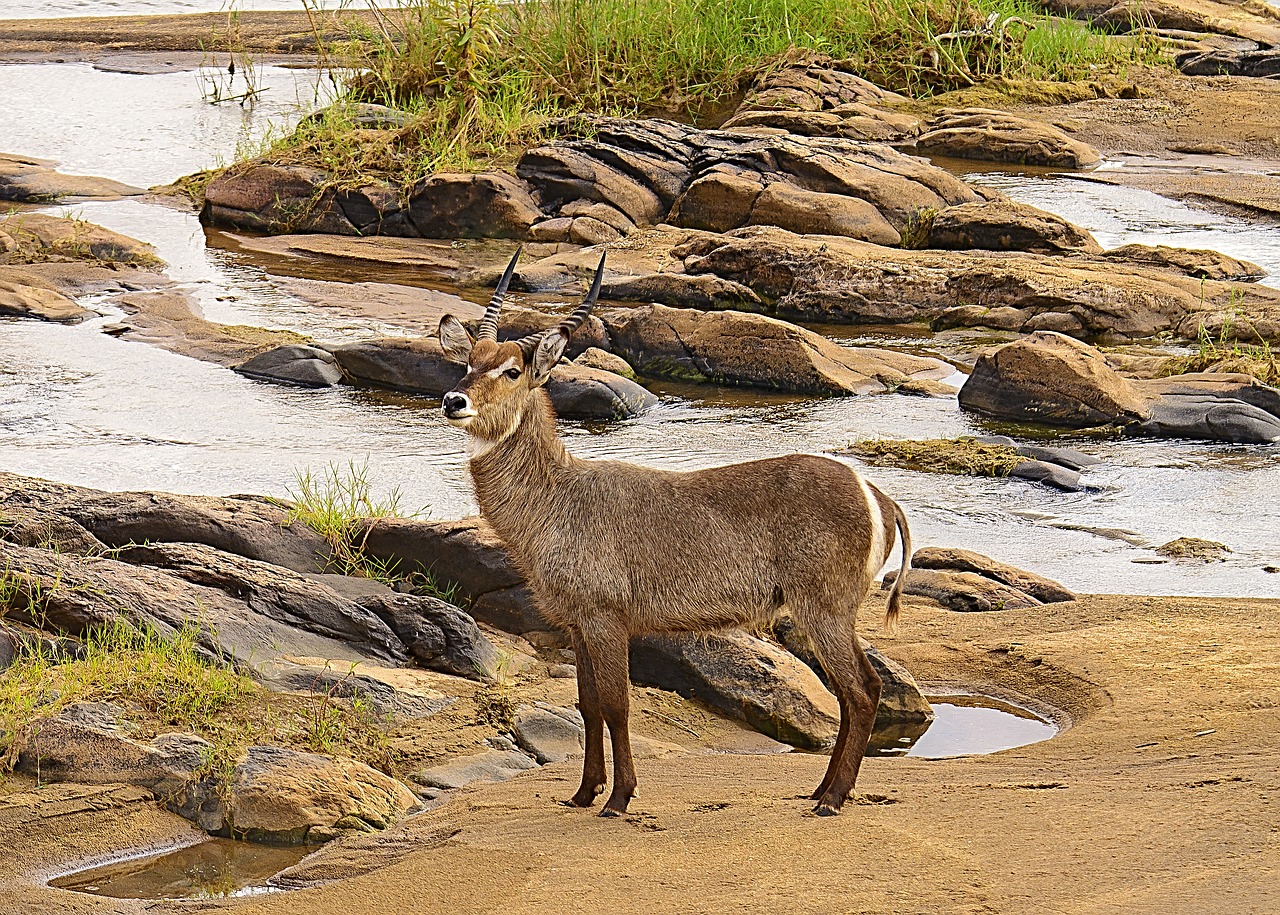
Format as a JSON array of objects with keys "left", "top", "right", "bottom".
[
  {"left": 747, "top": 180, "right": 904, "bottom": 244},
  {"left": 549, "top": 663, "right": 576, "bottom": 678},
  {"left": 512, "top": 704, "right": 587, "bottom": 763},
  {"left": 0, "top": 274, "right": 92, "bottom": 323},
  {"left": 574, "top": 346, "right": 636, "bottom": 379},
  {"left": 411, "top": 749, "right": 539, "bottom": 790},
  {"left": 0, "top": 539, "right": 393, "bottom": 666},
  {"left": 1008, "top": 460, "right": 1084, "bottom": 491},
  {"left": 299, "top": 102, "right": 411, "bottom": 130},
  {"left": 881, "top": 568, "right": 1043, "bottom": 613},
  {"left": 959, "top": 331, "right": 1151, "bottom": 427},
  {"left": 1009, "top": 443, "right": 1102, "bottom": 471},
  {"left": 114, "top": 542, "right": 408, "bottom": 663},
  {"left": 723, "top": 59, "right": 921, "bottom": 142},
  {"left": 256, "top": 659, "right": 451, "bottom": 718},
  {"left": 0, "top": 505, "right": 105, "bottom": 553},
  {"left": 910, "top": 547, "right": 1076, "bottom": 603},
  {"left": 657, "top": 225, "right": 1280, "bottom": 340},
  {"left": 236, "top": 344, "right": 345, "bottom": 387},
  {"left": 407, "top": 172, "right": 542, "bottom": 239},
  {"left": 926, "top": 201, "right": 1103, "bottom": 254},
  {"left": 203, "top": 164, "right": 357, "bottom": 235},
  {"left": 61, "top": 489, "right": 331, "bottom": 573},
  {"left": 1134, "top": 373, "right": 1280, "bottom": 444},
  {"left": 1155, "top": 537, "right": 1231, "bottom": 561},
  {"left": 187, "top": 746, "right": 419, "bottom": 844},
  {"left": 15, "top": 702, "right": 207, "bottom": 800},
  {"left": 328, "top": 336, "right": 656, "bottom": 420},
  {"left": 601, "top": 304, "right": 954, "bottom": 395},
  {"left": 1099, "top": 244, "right": 1266, "bottom": 282},
  {"left": 915, "top": 109, "right": 1101, "bottom": 168},
  {"left": 355, "top": 516, "right": 545, "bottom": 635},
  {"left": 770, "top": 616, "right": 933, "bottom": 724},
  {"left": 0, "top": 213, "right": 161, "bottom": 267},
  {"left": 1176, "top": 48, "right": 1280, "bottom": 78},
  {"left": 0, "top": 152, "right": 143, "bottom": 202},
  {"left": 360, "top": 592, "right": 501, "bottom": 680},
  {"left": 518, "top": 144, "right": 669, "bottom": 227},
  {"left": 630, "top": 630, "right": 840, "bottom": 749},
  {"left": 0, "top": 624, "right": 16, "bottom": 672}
]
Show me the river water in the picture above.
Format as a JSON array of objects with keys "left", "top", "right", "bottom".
[
  {"left": 0, "top": 0, "right": 398, "bottom": 17},
  {"left": 1, "top": 57, "right": 1277, "bottom": 599}
]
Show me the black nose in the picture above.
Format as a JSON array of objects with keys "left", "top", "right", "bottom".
[{"left": 442, "top": 392, "right": 468, "bottom": 417}]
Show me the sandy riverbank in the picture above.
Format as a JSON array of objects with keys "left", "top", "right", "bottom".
[{"left": 3, "top": 590, "right": 1276, "bottom": 914}]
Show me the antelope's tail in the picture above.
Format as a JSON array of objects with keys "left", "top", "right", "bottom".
[{"left": 885, "top": 501, "right": 912, "bottom": 632}]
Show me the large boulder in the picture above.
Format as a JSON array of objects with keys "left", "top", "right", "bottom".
[
  {"left": 185, "top": 746, "right": 419, "bottom": 844},
  {"left": 882, "top": 568, "right": 1044, "bottom": 613},
  {"left": 14, "top": 702, "right": 208, "bottom": 799},
  {"left": 926, "top": 201, "right": 1103, "bottom": 255},
  {"left": 202, "top": 164, "right": 358, "bottom": 235},
  {"left": 601, "top": 304, "right": 954, "bottom": 395},
  {"left": 327, "top": 336, "right": 656, "bottom": 420},
  {"left": 0, "top": 213, "right": 161, "bottom": 267},
  {"left": 958, "top": 331, "right": 1151, "bottom": 427},
  {"left": 630, "top": 630, "right": 841, "bottom": 749},
  {"left": 641, "top": 225, "right": 1280, "bottom": 341},
  {"left": 914, "top": 109, "right": 1101, "bottom": 168},
  {"left": 960, "top": 335, "right": 1280, "bottom": 442},
  {"left": 1099, "top": 244, "right": 1266, "bottom": 282},
  {"left": 406, "top": 172, "right": 542, "bottom": 239}
]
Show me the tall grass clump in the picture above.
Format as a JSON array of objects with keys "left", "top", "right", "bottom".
[
  {"left": 259, "top": 0, "right": 1157, "bottom": 183},
  {"left": 282, "top": 458, "right": 415, "bottom": 580}
]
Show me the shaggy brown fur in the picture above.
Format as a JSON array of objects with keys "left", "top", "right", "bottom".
[{"left": 437, "top": 260, "right": 911, "bottom": 816}]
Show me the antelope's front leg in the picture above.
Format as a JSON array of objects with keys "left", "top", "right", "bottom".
[
  {"left": 566, "top": 627, "right": 607, "bottom": 807},
  {"left": 580, "top": 621, "right": 637, "bottom": 817}
]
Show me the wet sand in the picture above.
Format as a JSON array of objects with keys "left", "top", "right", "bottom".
[{"left": 4, "top": 591, "right": 1277, "bottom": 914}]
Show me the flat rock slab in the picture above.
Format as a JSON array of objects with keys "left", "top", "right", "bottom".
[
  {"left": 927, "top": 200, "right": 1102, "bottom": 255},
  {"left": 0, "top": 152, "right": 143, "bottom": 202},
  {"left": 883, "top": 568, "right": 1044, "bottom": 613},
  {"left": 1, "top": 212, "right": 161, "bottom": 266},
  {"left": 602, "top": 304, "right": 954, "bottom": 395},
  {"left": 0, "top": 270, "right": 90, "bottom": 323},
  {"left": 411, "top": 749, "right": 539, "bottom": 791}
]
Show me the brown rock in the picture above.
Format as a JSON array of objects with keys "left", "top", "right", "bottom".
[
  {"left": 882, "top": 568, "right": 1042, "bottom": 612},
  {"left": 0, "top": 274, "right": 90, "bottom": 323},
  {"left": 0, "top": 213, "right": 162, "bottom": 267},
  {"left": 958, "top": 331, "right": 1150, "bottom": 427},
  {"left": 0, "top": 152, "right": 143, "bottom": 202},
  {"left": 746, "top": 181, "right": 902, "bottom": 245},
  {"left": 915, "top": 109, "right": 1101, "bottom": 168},
  {"left": 407, "top": 172, "right": 541, "bottom": 239},
  {"left": 927, "top": 201, "right": 1102, "bottom": 254},
  {"left": 1099, "top": 244, "right": 1266, "bottom": 281},
  {"left": 602, "top": 304, "right": 953, "bottom": 395},
  {"left": 202, "top": 164, "right": 357, "bottom": 235},
  {"left": 910, "top": 547, "right": 1076, "bottom": 603}
]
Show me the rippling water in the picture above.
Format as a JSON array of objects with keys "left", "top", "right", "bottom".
[{"left": 1, "top": 64, "right": 1277, "bottom": 598}]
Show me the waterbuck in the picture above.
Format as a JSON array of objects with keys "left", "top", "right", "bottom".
[{"left": 437, "top": 249, "right": 912, "bottom": 817}]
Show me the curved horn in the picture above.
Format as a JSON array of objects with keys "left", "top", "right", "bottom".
[
  {"left": 518, "top": 251, "right": 607, "bottom": 357},
  {"left": 476, "top": 246, "right": 522, "bottom": 342}
]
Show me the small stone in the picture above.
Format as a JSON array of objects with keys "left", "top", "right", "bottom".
[{"left": 549, "top": 663, "right": 577, "bottom": 679}]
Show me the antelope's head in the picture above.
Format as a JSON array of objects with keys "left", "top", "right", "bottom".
[{"left": 438, "top": 248, "right": 605, "bottom": 441}]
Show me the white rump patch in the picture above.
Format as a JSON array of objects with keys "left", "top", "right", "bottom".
[{"left": 857, "top": 474, "right": 885, "bottom": 586}]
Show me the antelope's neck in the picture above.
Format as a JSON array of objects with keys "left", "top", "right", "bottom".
[{"left": 467, "top": 394, "right": 572, "bottom": 547}]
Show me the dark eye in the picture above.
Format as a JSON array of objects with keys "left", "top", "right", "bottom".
[{"left": 504, "top": 367, "right": 522, "bottom": 380}]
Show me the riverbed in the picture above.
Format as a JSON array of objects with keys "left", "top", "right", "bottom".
[{"left": 1, "top": 55, "right": 1277, "bottom": 598}]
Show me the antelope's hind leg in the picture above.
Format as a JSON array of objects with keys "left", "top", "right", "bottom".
[
  {"left": 565, "top": 627, "right": 608, "bottom": 808},
  {"left": 806, "top": 617, "right": 883, "bottom": 816},
  {"left": 578, "top": 621, "right": 637, "bottom": 817}
]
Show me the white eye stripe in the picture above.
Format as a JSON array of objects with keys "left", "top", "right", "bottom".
[{"left": 487, "top": 357, "right": 519, "bottom": 378}]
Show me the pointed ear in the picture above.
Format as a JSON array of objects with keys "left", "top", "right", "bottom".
[
  {"left": 529, "top": 330, "right": 569, "bottom": 387},
  {"left": 438, "top": 314, "right": 474, "bottom": 365}
]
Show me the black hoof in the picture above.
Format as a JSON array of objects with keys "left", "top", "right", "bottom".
[
  {"left": 599, "top": 807, "right": 624, "bottom": 818},
  {"left": 812, "top": 802, "right": 841, "bottom": 817}
]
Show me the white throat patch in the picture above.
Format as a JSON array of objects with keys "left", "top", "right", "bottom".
[{"left": 466, "top": 406, "right": 523, "bottom": 460}]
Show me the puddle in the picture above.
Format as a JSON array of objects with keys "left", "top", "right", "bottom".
[
  {"left": 49, "top": 838, "right": 311, "bottom": 900},
  {"left": 870, "top": 694, "right": 1058, "bottom": 759}
]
